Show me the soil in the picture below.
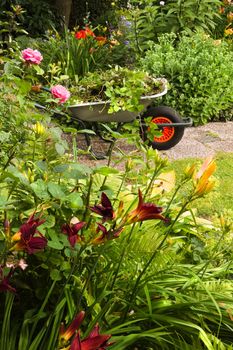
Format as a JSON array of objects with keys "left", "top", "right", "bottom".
[{"left": 75, "top": 121, "right": 233, "bottom": 168}]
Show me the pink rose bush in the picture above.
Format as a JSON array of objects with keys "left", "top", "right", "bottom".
[
  {"left": 21, "top": 48, "right": 43, "bottom": 65},
  {"left": 51, "top": 85, "right": 71, "bottom": 104}
]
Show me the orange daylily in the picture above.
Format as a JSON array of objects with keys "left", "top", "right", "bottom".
[
  {"left": 225, "top": 27, "right": 233, "bottom": 35},
  {"left": 193, "top": 157, "right": 216, "bottom": 196},
  {"left": 95, "top": 36, "right": 107, "bottom": 46}
]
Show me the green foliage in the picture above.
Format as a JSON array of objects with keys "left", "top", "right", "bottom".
[
  {"left": 0, "top": 4, "right": 27, "bottom": 54},
  {"left": 0, "top": 0, "right": 60, "bottom": 38},
  {"left": 141, "top": 31, "right": 233, "bottom": 124},
  {"left": 117, "top": 0, "right": 221, "bottom": 55},
  {"left": 70, "top": 67, "right": 164, "bottom": 113},
  {"left": 1, "top": 37, "right": 233, "bottom": 350},
  {"left": 16, "top": 0, "right": 60, "bottom": 36},
  {"left": 154, "top": 0, "right": 222, "bottom": 34}
]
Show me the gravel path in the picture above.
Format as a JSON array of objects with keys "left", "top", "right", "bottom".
[
  {"left": 77, "top": 121, "right": 233, "bottom": 167},
  {"left": 162, "top": 121, "right": 233, "bottom": 160}
]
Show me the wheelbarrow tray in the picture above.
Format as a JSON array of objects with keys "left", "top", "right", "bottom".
[{"left": 68, "top": 79, "right": 168, "bottom": 123}]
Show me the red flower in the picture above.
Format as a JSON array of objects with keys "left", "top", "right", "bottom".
[
  {"left": 75, "top": 27, "right": 95, "bottom": 40},
  {"left": 62, "top": 221, "right": 86, "bottom": 247},
  {"left": 91, "top": 223, "right": 123, "bottom": 245},
  {"left": 75, "top": 30, "right": 87, "bottom": 39},
  {"left": 126, "top": 189, "right": 167, "bottom": 224},
  {"left": 60, "top": 311, "right": 85, "bottom": 342},
  {"left": 0, "top": 267, "right": 16, "bottom": 293},
  {"left": 11, "top": 214, "right": 47, "bottom": 254},
  {"left": 85, "top": 27, "right": 95, "bottom": 37},
  {"left": 70, "top": 324, "right": 112, "bottom": 350},
  {"left": 90, "top": 193, "right": 115, "bottom": 222},
  {"left": 59, "top": 312, "right": 113, "bottom": 350}
]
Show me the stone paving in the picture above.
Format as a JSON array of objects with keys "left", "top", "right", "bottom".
[
  {"left": 77, "top": 122, "right": 233, "bottom": 168},
  {"left": 162, "top": 121, "right": 233, "bottom": 160}
]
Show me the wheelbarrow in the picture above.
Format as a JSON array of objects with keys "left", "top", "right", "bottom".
[{"left": 35, "top": 79, "right": 192, "bottom": 159}]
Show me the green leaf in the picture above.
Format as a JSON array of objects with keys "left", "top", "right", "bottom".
[
  {"left": 66, "top": 192, "right": 83, "bottom": 209},
  {"left": 31, "top": 180, "right": 50, "bottom": 200},
  {"left": 53, "top": 164, "right": 69, "bottom": 173},
  {"left": 47, "top": 240, "right": 64, "bottom": 250},
  {"left": 93, "top": 166, "right": 119, "bottom": 176},
  {"left": 55, "top": 143, "right": 65, "bottom": 155},
  {"left": 48, "top": 182, "right": 66, "bottom": 199},
  {"left": 33, "top": 65, "right": 44, "bottom": 76},
  {"left": 50, "top": 269, "right": 62, "bottom": 281}
]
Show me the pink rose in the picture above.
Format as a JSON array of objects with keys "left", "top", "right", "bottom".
[
  {"left": 21, "top": 48, "right": 43, "bottom": 65},
  {"left": 50, "top": 85, "right": 70, "bottom": 104}
]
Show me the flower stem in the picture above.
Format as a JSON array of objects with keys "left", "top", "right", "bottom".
[{"left": 123, "top": 196, "right": 193, "bottom": 320}]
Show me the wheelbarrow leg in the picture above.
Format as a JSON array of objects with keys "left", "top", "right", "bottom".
[{"left": 74, "top": 119, "right": 110, "bottom": 160}]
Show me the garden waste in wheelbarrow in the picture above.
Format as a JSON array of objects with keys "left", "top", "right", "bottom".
[{"left": 67, "top": 78, "right": 192, "bottom": 157}]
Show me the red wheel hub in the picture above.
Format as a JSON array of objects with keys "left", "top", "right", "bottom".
[{"left": 150, "top": 116, "right": 175, "bottom": 143}]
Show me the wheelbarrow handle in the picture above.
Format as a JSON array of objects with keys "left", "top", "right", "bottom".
[
  {"left": 31, "top": 85, "right": 51, "bottom": 93},
  {"left": 154, "top": 117, "right": 193, "bottom": 128}
]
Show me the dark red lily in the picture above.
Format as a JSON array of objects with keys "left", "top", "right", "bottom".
[
  {"left": 90, "top": 193, "right": 115, "bottom": 222},
  {"left": 70, "top": 324, "right": 112, "bottom": 350},
  {"left": 126, "top": 189, "right": 167, "bottom": 224},
  {"left": 91, "top": 223, "right": 123, "bottom": 245},
  {"left": 60, "top": 311, "right": 85, "bottom": 342},
  {"left": 0, "top": 267, "right": 16, "bottom": 293},
  {"left": 11, "top": 214, "right": 47, "bottom": 254},
  {"left": 62, "top": 221, "right": 86, "bottom": 247}
]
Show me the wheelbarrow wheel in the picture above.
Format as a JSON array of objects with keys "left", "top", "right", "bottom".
[{"left": 140, "top": 106, "right": 185, "bottom": 150}]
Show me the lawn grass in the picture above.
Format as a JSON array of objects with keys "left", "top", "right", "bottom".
[{"left": 168, "top": 152, "right": 233, "bottom": 220}]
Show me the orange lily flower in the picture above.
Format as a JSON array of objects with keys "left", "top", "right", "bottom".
[{"left": 194, "top": 157, "right": 216, "bottom": 196}]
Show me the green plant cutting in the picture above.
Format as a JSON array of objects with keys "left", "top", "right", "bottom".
[{"left": 69, "top": 66, "right": 164, "bottom": 113}]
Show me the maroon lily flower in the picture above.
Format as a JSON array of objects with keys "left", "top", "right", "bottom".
[
  {"left": 11, "top": 214, "right": 47, "bottom": 254},
  {"left": 0, "top": 267, "right": 16, "bottom": 293},
  {"left": 60, "top": 311, "right": 85, "bottom": 342},
  {"left": 90, "top": 193, "right": 115, "bottom": 222},
  {"left": 62, "top": 222, "right": 86, "bottom": 247},
  {"left": 70, "top": 324, "right": 112, "bottom": 350},
  {"left": 91, "top": 223, "right": 123, "bottom": 245},
  {"left": 126, "top": 189, "right": 167, "bottom": 224}
]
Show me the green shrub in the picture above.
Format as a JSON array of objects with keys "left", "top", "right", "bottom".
[
  {"left": 140, "top": 31, "right": 233, "bottom": 125},
  {"left": 117, "top": 0, "right": 221, "bottom": 55}
]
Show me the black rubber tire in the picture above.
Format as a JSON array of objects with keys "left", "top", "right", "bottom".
[{"left": 140, "top": 106, "right": 185, "bottom": 150}]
